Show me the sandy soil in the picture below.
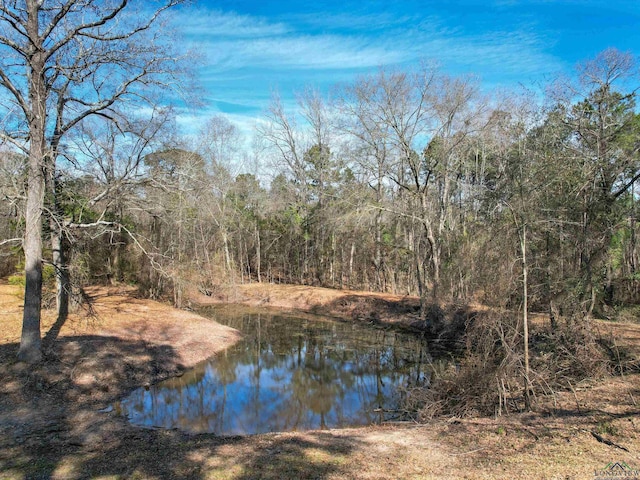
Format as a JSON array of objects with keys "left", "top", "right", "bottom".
[
  {"left": 0, "top": 282, "right": 639, "bottom": 479},
  {"left": 1, "top": 284, "right": 241, "bottom": 368}
]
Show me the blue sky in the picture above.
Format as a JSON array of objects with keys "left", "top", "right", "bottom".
[{"left": 171, "top": 0, "right": 640, "bottom": 137}]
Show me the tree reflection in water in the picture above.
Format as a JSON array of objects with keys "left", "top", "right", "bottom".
[{"left": 117, "top": 307, "right": 431, "bottom": 434}]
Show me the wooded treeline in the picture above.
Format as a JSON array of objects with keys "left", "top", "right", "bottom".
[{"left": 2, "top": 48, "right": 640, "bottom": 328}]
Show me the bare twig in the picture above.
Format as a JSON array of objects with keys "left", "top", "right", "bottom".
[
  {"left": 0, "top": 237, "right": 21, "bottom": 246},
  {"left": 566, "top": 379, "right": 581, "bottom": 413}
]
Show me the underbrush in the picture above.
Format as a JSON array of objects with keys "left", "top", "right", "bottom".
[
  {"left": 404, "top": 310, "right": 637, "bottom": 419},
  {"left": 7, "top": 264, "right": 59, "bottom": 307},
  {"left": 613, "top": 304, "right": 640, "bottom": 324}
]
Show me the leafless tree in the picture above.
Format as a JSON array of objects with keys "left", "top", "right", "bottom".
[{"left": 0, "top": 0, "right": 185, "bottom": 362}]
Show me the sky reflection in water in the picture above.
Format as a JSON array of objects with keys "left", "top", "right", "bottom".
[{"left": 117, "top": 306, "right": 431, "bottom": 435}]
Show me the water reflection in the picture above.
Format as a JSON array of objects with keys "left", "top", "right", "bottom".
[{"left": 117, "top": 306, "right": 431, "bottom": 435}]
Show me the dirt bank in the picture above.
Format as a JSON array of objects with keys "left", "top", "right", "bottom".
[
  {"left": 1, "top": 282, "right": 639, "bottom": 479},
  {"left": 191, "top": 282, "right": 423, "bottom": 321},
  {"left": 1, "top": 284, "right": 242, "bottom": 369},
  {"left": 190, "top": 283, "right": 476, "bottom": 339}
]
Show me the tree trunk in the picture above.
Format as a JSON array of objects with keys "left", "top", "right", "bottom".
[
  {"left": 46, "top": 161, "right": 70, "bottom": 320},
  {"left": 255, "top": 223, "right": 261, "bottom": 283},
  {"left": 18, "top": 1, "right": 46, "bottom": 363},
  {"left": 521, "top": 225, "right": 531, "bottom": 411},
  {"left": 349, "top": 242, "right": 355, "bottom": 288},
  {"left": 19, "top": 158, "right": 45, "bottom": 363},
  {"left": 222, "top": 229, "right": 232, "bottom": 277},
  {"left": 51, "top": 228, "right": 70, "bottom": 320},
  {"left": 373, "top": 207, "right": 383, "bottom": 290}
]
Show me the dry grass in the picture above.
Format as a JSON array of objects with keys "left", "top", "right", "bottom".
[{"left": 1, "top": 282, "right": 639, "bottom": 479}]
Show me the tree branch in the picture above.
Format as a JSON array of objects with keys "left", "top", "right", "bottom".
[{"left": 0, "top": 238, "right": 22, "bottom": 247}]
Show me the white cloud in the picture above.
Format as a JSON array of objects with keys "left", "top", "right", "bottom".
[
  {"left": 420, "top": 28, "right": 561, "bottom": 77},
  {"left": 173, "top": 8, "right": 291, "bottom": 39},
  {"left": 207, "top": 35, "right": 408, "bottom": 71},
  {"left": 175, "top": 106, "right": 260, "bottom": 144},
  {"left": 289, "top": 11, "right": 423, "bottom": 33},
  {"left": 178, "top": 8, "right": 559, "bottom": 78},
  {"left": 171, "top": 5, "right": 564, "bottom": 141}
]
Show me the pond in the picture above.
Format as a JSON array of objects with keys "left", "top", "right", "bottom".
[{"left": 115, "top": 306, "right": 432, "bottom": 435}]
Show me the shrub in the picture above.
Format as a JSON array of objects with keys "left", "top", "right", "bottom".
[
  {"left": 7, "top": 274, "right": 24, "bottom": 286},
  {"left": 405, "top": 309, "right": 620, "bottom": 419}
]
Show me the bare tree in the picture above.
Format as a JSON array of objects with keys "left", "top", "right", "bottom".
[
  {"left": 257, "top": 93, "right": 307, "bottom": 188},
  {"left": 198, "top": 115, "right": 245, "bottom": 280},
  {"left": 336, "top": 77, "right": 394, "bottom": 290},
  {"left": 258, "top": 91, "right": 341, "bottom": 285},
  {"left": 0, "top": 0, "right": 185, "bottom": 363},
  {"left": 0, "top": 149, "right": 25, "bottom": 276},
  {"left": 338, "top": 67, "right": 483, "bottom": 312}
]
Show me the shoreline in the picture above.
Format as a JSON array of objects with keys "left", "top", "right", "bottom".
[{"left": 1, "top": 282, "right": 639, "bottom": 479}]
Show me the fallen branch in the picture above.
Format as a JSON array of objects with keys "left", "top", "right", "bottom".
[{"left": 590, "top": 431, "right": 630, "bottom": 452}]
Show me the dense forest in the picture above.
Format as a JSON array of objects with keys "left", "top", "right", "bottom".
[{"left": 4, "top": 48, "right": 639, "bottom": 318}]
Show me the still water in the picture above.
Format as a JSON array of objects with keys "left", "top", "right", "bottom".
[{"left": 117, "top": 306, "right": 431, "bottom": 435}]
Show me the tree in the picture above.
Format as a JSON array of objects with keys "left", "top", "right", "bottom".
[
  {"left": 546, "top": 48, "right": 640, "bottom": 314},
  {"left": 336, "top": 75, "right": 394, "bottom": 290},
  {"left": 486, "top": 102, "right": 541, "bottom": 411},
  {"left": 338, "top": 67, "right": 482, "bottom": 312},
  {"left": 341, "top": 67, "right": 437, "bottom": 307},
  {"left": 0, "top": 149, "right": 25, "bottom": 277},
  {"left": 0, "top": 0, "right": 184, "bottom": 363},
  {"left": 258, "top": 90, "right": 342, "bottom": 286},
  {"left": 198, "top": 115, "right": 246, "bottom": 283}
]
